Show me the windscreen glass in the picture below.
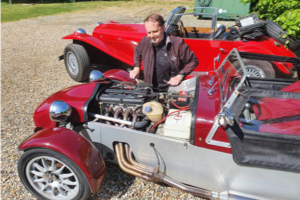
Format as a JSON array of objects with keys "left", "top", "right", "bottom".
[{"left": 215, "top": 50, "right": 246, "bottom": 108}]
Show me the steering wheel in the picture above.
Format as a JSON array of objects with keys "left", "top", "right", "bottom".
[
  {"left": 179, "top": 20, "right": 187, "bottom": 37},
  {"left": 170, "top": 23, "right": 184, "bottom": 37}
]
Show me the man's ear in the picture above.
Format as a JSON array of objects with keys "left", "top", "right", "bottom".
[{"left": 162, "top": 24, "right": 166, "bottom": 31}]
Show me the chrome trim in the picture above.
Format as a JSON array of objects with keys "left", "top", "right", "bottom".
[
  {"left": 76, "top": 28, "right": 86, "bottom": 34},
  {"left": 208, "top": 75, "right": 217, "bottom": 86},
  {"left": 97, "top": 22, "right": 102, "bottom": 26},
  {"left": 219, "top": 107, "right": 234, "bottom": 126},
  {"left": 208, "top": 82, "right": 218, "bottom": 95},
  {"left": 165, "top": 6, "right": 218, "bottom": 38},
  {"left": 206, "top": 49, "right": 247, "bottom": 148},
  {"left": 49, "top": 100, "right": 72, "bottom": 122},
  {"left": 89, "top": 113, "right": 133, "bottom": 126},
  {"left": 89, "top": 70, "right": 105, "bottom": 82},
  {"left": 190, "top": 71, "right": 209, "bottom": 76}
]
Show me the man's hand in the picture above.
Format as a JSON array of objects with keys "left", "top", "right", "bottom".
[
  {"left": 167, "top": 75, "right": 183, "bottom": 86},
  {"left": 129, "top": 67, "right": 140, "bottom": 79}
]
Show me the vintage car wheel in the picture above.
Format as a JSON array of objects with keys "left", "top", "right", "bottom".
[
  {"left": 64, "top": 44, "right": 91, "bottom": 82},
  {"left": 18, "top": 148, "right": 91, "bottom": 200},
  {"left": 243, "top": 59, "right": 275, "bottom": 78}
]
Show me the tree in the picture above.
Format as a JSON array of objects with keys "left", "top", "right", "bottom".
[{"left": 241, "top": 0, "right": 300, "bottom": 40}]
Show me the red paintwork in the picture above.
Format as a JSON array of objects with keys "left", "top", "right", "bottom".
[
  {"left": 32, "top": 72, "right": 300, "bottom": 156},
  {"left": 34, "top": 83, "right": 98, "bottom": 129},
  {"left": 248, "top": 81, "right": 300, "bottom": 135},
  {"left": 253, "top": 81, "right": 300, "bottom": 120},
  {"left": 63, "top": 23, "right": 296, "bottom": 75},
  {"left": 104, "top": 69, "right": 137, "bottom": 83},
  {"left": 193, "top": 75, "right": 232, "bottom": 153},
  {"left": 19, "top": 127, "right": 107, "bottom": 193}
]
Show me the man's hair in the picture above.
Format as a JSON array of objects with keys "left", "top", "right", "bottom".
[{"left": 144, "top": 14, "right": 165, "bottom": 27}]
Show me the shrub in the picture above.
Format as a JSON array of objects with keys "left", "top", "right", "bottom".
[{"left": 241, "top": 0, "right": 300, "bottom": 39}]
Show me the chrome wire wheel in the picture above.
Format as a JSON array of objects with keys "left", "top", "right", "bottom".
[
  {"left": 26, "top": 155, "right": 79, "bottom": 200},
  {"left": 246, "top": 65, "right": 266, "bottom": 78},
  {"left": 66, "top": 52, "right": 79, "bottom": 76}
]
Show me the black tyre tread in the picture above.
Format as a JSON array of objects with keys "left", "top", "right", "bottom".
[
  {"left": 18, "top": 148, "right": 91, "bottom": 200},
  {"left": 294, "top": 48, "right": 300, "bottom": 58},
  {"left": 243, "top": 59, "right": 276, "bottom": 79},
  {"left": 266, "top": 20, "right": 300, "bottom": 52},
  {"left": 288, "top": 37, "right": 300, "bottom": 53},
  {"left": 266, "top": 20, "right": 287, "bottom": 45},
  {"left": 64, "top": 43, "right": 91, "bottom": 82}
]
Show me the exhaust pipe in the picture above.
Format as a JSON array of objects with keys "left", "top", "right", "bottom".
[{"left": 115, "top": 143, "right": 218, "bottom": 200}]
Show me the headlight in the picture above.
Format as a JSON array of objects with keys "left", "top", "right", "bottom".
[
  {"left": 49, "top": 100, "right": 72, "bottom": 122},
  {"left": 90, "top": 70, "right": 105, "bottom": 82}
]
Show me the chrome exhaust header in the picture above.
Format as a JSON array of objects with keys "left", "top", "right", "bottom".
[{"left": 115, "top": 143, "right": 216, "bottom": 199}]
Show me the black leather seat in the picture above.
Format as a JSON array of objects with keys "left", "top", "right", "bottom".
[{"left": 214, "top": 25, "right": 226, "bottom": 39}]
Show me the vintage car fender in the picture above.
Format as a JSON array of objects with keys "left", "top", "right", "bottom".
[
  {"left": 34, "top": 83, "right": 100, "bottom": 129},
  {"left": 104, "top": 69, "right": 137, "bottom": 83},
  {"left": 236, "top": 39, "right": 296, "bottom": 74},
  {"left": 63, "top": 32, "right": 134, "bottom": 66},
  {"left": 19, "top": 127, "right": 106, "bottom": 193}
]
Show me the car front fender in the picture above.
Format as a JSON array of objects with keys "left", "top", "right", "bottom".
[
  {"left": 62, "top": 33, "right": 134, "bottom": 66},
  {"left": 19, "top": 127, "right": 106, "bottom": 193}
]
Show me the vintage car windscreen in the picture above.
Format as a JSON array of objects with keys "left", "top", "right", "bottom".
[
  {"left": 205, "top": 49, "right": 247, "bottom": 148},
  {"left": 215, "top": 49, "right": 246, "bottom": 110},
  {"left": 165, "top": 6, "right": 218, "bottom": 38}
]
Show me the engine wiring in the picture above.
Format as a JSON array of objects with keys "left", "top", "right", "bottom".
[{"left": 149, "top": 100, "right": 190, "bottom": 133}]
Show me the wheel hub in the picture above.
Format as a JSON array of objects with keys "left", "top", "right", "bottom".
[
  {"left": 67, "top": 52, "right": 79, "bottom": 76},
  {"left": 245, "top": 65, "right": 265, "bottom": 78},
  {"left": 26, "top": 156, "right": 79, "bottom": 199}
]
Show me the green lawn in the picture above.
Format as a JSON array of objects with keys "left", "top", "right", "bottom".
[
  {"left": 1, "top": 1, "right": 116, "bottom": 22},
  {"left": 1, "top": 0, "right": 193, "bottom": 23}
]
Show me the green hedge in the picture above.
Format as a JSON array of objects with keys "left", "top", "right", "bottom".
[
  {"left": 241, "top": 0, "right": 300, "bottom": 40},
  {"left": 7, "top": 0, "right": 112, "bottom": 3}
]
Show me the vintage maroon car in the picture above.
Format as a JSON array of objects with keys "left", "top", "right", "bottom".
[
  {"left": 60, "top": 6, "right": 297, "bottom": 82},
  {"left": 18, "top": 49, "right": 300, "bottom": 200}
]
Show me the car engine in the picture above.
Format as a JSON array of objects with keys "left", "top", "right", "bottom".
[{"left": 90, "top": 78, "right": 197, "bottom": 140}]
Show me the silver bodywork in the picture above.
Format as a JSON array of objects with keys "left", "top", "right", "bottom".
[{"left": 83, "top": 122, "right": 300, "bottom": 200}]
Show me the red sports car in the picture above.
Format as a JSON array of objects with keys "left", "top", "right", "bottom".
[
  {"left": 60, "top": 6, "right": 297, "bottom": 82},
  {"left": 19, "top": 49, "right": 300, "bottom": 200}
]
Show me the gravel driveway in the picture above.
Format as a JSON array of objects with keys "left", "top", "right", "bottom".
[{"left": 1, "top": 4, "right": 209, "bottom": 200}]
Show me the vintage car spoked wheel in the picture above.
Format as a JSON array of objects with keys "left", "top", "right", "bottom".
[
  {"left": 18, "top": 149, "right": 90, "bottom": 200},
  {"left": 244, "top": 59, "right": 275, "bottom": 78},
  {"left": 64, "top": 43, "right": 91, "bottom": 82}
]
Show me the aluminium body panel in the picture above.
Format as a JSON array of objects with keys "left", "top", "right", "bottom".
[{"left": 85, "top": 122, "right": 300, "bottom": 200}]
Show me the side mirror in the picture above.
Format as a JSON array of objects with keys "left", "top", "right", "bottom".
[{"left": 218, "top": 107, "right": 234, "bottom": 126}]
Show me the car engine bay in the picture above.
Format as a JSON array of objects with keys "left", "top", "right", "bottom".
[{"left": 89, "top": 77, "right": 198, "bottom": 140}]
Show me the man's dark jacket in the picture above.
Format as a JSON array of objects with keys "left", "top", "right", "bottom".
[{"left": 134, "top": 35, "right": 199, "bottom": 84}]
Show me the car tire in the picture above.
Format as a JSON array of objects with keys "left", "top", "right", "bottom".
[
  {"left": 64, "top": 43, "right": 91, "bottom": 82},
  {"left": 294, "top": 48, "right": 300, "bottom": 58},
  {"left": 266, "top": 20, "right": 300, "bottom": 53},
  {"left": 243, "top": 59, "right": 275, "bottom": 78},
  {"left": 18, "top": 148, "right": 91, "bottom": 200}
]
